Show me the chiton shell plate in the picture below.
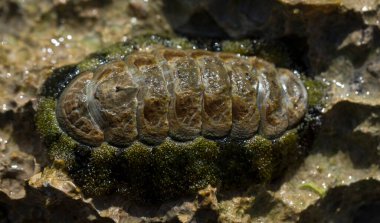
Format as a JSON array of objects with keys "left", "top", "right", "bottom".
[{"left": 56, "top": 48, "right": 308, "bottom": 147}]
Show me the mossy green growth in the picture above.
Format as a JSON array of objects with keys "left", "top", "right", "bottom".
[
  {"left": 77, "top": 56, "right": 106, "bottom": 73},
  {"left": 132, "top": 34, "right": 169, "bottom": 48},
  {"left": 35, "top": 98, "right": 62, "bottom": 145},
  {"left": 304, "top": 78, "right": 327, "bottom": 107},
  {"left": 256, "top": 47, "right": 291, "bottom": 68},
  {"left": 219, "top": 136, "right": 273, "bottom": 188},
  {"left": 77, "top": 41, "right": 135, "bottom": 73},
  {"left": 79, "top": 144, "right": 119, "bottom": 196},
  {"left": 219, "top": 141, "right": 254, "bottom": 187},
  {"left": 41, "top": 131, "right": 306, "bottom": 201},
  {"left": 132, "top": 34, "right": 195, "bottom": 50},
  {"left": 153, "top": 140, "right": 189, "bottom": 198},
  {"left": 166, "top": 37, "right": 197, "bottom": 50},
  {"left": 91, "top": 143, "right": 119, "bottom": 165},
  {"left": 221, "top": 39, "right": 296, "bottom": 67},
  {"left": 272, "top": 130, "right": 299, "bottom": 178},
  {"left": 37, "top": 122, "right": 309, "bottom": 202},
  {"left": 49, "top": 134, "right": 78, "bottom": 171},
  {"left": 246, "top": 136, "right": 274, "bottom": 182},
  {"left": 118, "top": 142, "right": 153, "bottom": 200},
  {"left": 300, "top": 182, "right": 326, "bottom": 197},
  {"left": 99, "top": 42, "right": 136, "bottom": 61},
  {"left": 222, "top": 39, "right": 254, "bottom": 55},
  {"left": 153, "top": 138, "right": 220, "bottom": 199},
  {"left": 184, "top": 138, "right": 220, "bottom": 192}
]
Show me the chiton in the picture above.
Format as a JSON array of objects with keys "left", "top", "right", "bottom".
[
  {"left": 36, "top": 36, "right": 320, "bottom": 200},
  {"left": 56, "top": 48, "right": 307, "bottom": 147}
]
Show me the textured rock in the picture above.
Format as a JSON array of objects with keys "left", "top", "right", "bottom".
[
  {"left": 299, "top": 179, "right": 380, "bottom": 223},
  {"left": 0, "top": 0, "right": 380, "bottom": 222}
]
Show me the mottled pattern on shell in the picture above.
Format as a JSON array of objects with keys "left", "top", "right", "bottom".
[{"left": 56, "top": 48, "right": 307, "bottom": 147}]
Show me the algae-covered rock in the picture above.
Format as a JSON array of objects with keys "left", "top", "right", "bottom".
[{"left": 3, "top": 0, "right": 379, "bottom": 221}]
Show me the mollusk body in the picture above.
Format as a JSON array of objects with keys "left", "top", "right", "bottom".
[{"left": 56, "top": 48, "right": 307, "bottom": 147}]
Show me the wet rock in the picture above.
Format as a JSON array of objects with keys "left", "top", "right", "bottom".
[
  {"left": 162, "top": 0, "right": 380, "bottom": 38},
  {"left": 314, "top": 101, "right": 380, "bottom": 167},
  {"left": 1, "top": 0, "right": 380, "bottom": 222},
  {"left": 0, "top": 181, "right": 113, "bottom": 222},
  {"left": 299, "top": 179, "right": 380, "bottom": 223},
  {"left": 27, "top": 168, "right": 300, "bottom": 223},
  {"left": 162, "top": 0, "right": 380, "bottom": 74},
  {"left": 321, "top": 47, "right": 380, "bottom": 109},
  {"left": 0, "top": 0, "right": 171, "bottom": 113},
  {"left": 162, "top": 0, "right": 282, "bottom": 38},
  {"left": 0, "top": 102, "right": 45, "bottom": 199},
  {"left": 191, "top": 186, "right": 219, "bottom": 222}
]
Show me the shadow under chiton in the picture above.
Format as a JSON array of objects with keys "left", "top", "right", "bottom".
[{"left": 36, "top": 36, "right": 318, "bottom": 201}]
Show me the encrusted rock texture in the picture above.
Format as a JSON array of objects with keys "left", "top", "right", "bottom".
[{"left": 0, "top": 0, "right": 380, "bottom": 222}]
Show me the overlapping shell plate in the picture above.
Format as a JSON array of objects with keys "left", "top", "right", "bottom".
[
  {"left": 56, "top": 48, "right": 307, "bottom": 147},
  {"left": 36, "top": 37, "right": 317, "bottom": 201}
]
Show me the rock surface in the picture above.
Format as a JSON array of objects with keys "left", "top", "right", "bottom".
[{"left": 0, "top": 0, "right": 380, "bottom": 222}]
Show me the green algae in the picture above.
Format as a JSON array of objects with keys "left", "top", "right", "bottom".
[
  {"left": 35, "top": 98, "right": 62, "bottom": 145},
  {"left": 152, "top": 140, "right": 188, "bottom": 198},
  {"left": 185, "top": 138, "right": 220, "bottom": 192},
  {"left": 132, "top": 34, "right": 196, "bottom": 50},
  {"left": 77, "top": 42, "right": 136, "bottom": 72},
  {"left": 166, "top": 37, "right": 197, "bottom": 50},
  {"left": 49, "top": 134, "right": 78, "bottom": 170},
  {"left": 272, "top": 130, "right": 299, "bottom": 178},
  {"left": 91, "top": 143, "right": 119, "bottom": 165},
  {"left": 222, "top": 39, "right": 254, "bottom": 55},
  {"left": 218, "top": 141, "right": 256, "bottom": 188},
  {"left": 247, "top": 136, "right": 275, "bottom": 182},
  {"left": 300, "top": 182, "right": 326, "bottom": 197},
  {"left": 76, "top": 56, "right": 106, "bottom": 73},
  {"left": 221, "top": 38, "right": 303, "bottom": 69},
  {"left": 118, "top": 142, "right": 153, "bottom": 200},
  {"left": 219, "top": 136, "right": 274, "bottom": 188},
  {"left": 304, "top": 78, "right": 327, "bottom": 107},
  {"left": 80, "top": 144, "right": 119, "bottom": 196},
  {"left": 63, "top": 135, "right": 300, "bottom": 201}
]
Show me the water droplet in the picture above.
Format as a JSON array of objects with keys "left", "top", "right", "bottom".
[{"left": 51, "top": 38, "right": 60, "bottom": 47}]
